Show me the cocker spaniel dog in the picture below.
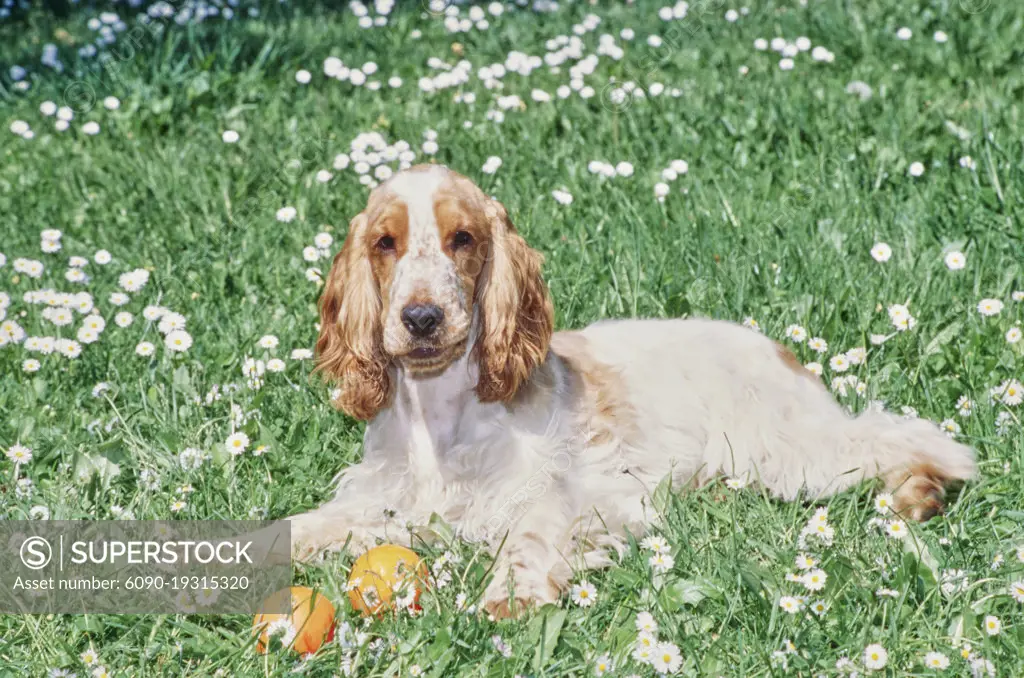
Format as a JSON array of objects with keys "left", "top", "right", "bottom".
[{"left": 289, "top": 164, "right": 976, "bottom": 617}]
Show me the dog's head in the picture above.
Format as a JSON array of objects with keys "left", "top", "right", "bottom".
[{"left": 316, "top": 164, "right": 553, "bottom": 420}]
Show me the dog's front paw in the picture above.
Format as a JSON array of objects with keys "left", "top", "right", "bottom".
[
  {"left": 288, "top": 515, "right": 331, "bottom": 563},
  {"left": 484, "top": 596, "right": 537, "bottom": 620},
  {"left": 291, "top": 536, "right": 321, "bottom": 563},
  {"left": 481, "top": 568, "right": 560, "bottom": 620}
]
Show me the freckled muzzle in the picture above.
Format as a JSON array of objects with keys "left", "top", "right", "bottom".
[{"left": 382, "top": 255, "right": 473, "bottom": 370}]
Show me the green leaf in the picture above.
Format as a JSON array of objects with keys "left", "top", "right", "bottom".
[
  {"left": 31, "top": 377, "right": 46, "bottom": 401},
  {"left": 188, "top": 72, "right": 211, "bottom": 100},
  {"left": 172, "top": 364, "right": 196, "bottom": 397},
  {"left": 661, "top": 577, "right": 720, "bottom": 609},
  {"left": 530, "top": 606, "right": 566, "bottom": 673},
  {"left": 651, "top": 474, "right": 675, "bottom": 515},
  {"left": 421, "top": 512, "right": 456, "bottom": 544},
  {"left": 924, "top": 321, "right": 962, "bottom": 357},
  {"left": 606, "top": 566, "right": 643, "bottom": 589},
  {"left": 397, "top": 629, "right": 422, "bottom": 654},
  {"left": 428, "top": 626, "right": 452, "bottom": 660},
  {"left": 72, "top": 616, "right": 105, "bottom": 634},
  {"left": 949, "top": 609, "right": 975, "bottom": 642}
]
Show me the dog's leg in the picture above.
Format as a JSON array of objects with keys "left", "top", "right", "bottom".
[
  {"left": 861, "top": 413, "right": 977, "bottom": 520},
  {"left": 748, "top": 405, "right": 976, "bottom": 519},
  {"left": 288, "top": 503, "right": 387, "bottom": 561},
  {"left": 481, "top": 521, "right": 568, "bottom": 619},
  {"left": 287, "top": 463, "right": 403, "bottom": 561},
  {"left": 475, "top": 483, "right": 578, "bottom": 619}
]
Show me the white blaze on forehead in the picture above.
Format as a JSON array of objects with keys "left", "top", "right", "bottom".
[
  {"left": 383, "top": 166, "right": 460, "bottom": 313},
  {"left": 385, "top": 166, "right": 448, "bottom": 255}
]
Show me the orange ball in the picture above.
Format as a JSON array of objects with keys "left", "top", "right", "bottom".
[
  {"left": 253, "top": 586, "right": 336, "bottom": 654},
  {"left": 347, "top": 544, "right": 429, "bottom": 616}
]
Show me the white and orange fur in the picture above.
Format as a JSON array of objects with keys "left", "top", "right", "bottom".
[{"left": 288, "top": 164, "right": 976, "bottom": 618}]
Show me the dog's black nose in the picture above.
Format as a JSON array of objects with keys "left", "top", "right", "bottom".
[{"left": 401, "top": 303, "right": 444, "bottom": 337}]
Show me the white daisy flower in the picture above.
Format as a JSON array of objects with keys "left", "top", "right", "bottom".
[
  {"left": 641, "top": 535, "right": 670, "bottom": 553},
  {"left": 863, "top": 643, "right": 888, "bottom": 670},
  {"left": 5, "top": 444, "right": 33, "bottom": 465},
  {"left": 801, "top": 568, "right": 827, "bottom": 591},
  {"left": 225, "top": 432, "right": 250, "bottom": 456},
  {"left": 846, "top": 347, "right": 867, "bottom": 364},
  {"left": 552, "top": 189, "right": 574, "bottom": 205},
  {"left": 725, "top": 476, "right": 747, "bottom": 490},
  {"left": 807, "top": 337, "right": 828, "bottom": 353},
  {"left": 829, "top": 355, "right": 850, "bottom": 372},
  {"left": 651, "top": 642, "right": 682, "bottom": 674},
  {"left": 874, "top": 493, "right": 894, "bottom": 514},
  {"left": 944, "top": 251, "right": 966, "bottom": 270},
  {"left": 785, "top": 325, "right": 807, "bottom": 342},
  {"left": 593, "top": 654, "right": 613, "bottom": 676},
  {"left": 649, "top": 552, "right": 674, "bottom": 573},
  {"left": 870, "top": 242, "right": 892, "bottom": 262},
  {"left": 635, "top": 611, "right": 658, "bottom": 633},
  {"left": 1009, "top": 581, "right": 1024, "bottom": 603},
  {"left": 983, "top": 615, "right": 1001, "bottom": 636},
  {"left": 165, "top": 330, "right": 192, "bottom": 352},
  {"left": 570, "top": 580, "right": 597, "bottom": 608},
  {"left": 118, "top": 268, "right": 150, "bottom": 292},
  {"left": 885, "top": 519, "right": 908, "bottom": 539},
  {"left": 58, "top": 339, "right": 82, "bottom": 358},
  {"left": 977, "top": 298, "right": 1003, "bottom": 316}
]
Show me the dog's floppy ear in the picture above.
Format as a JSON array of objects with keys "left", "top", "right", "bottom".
[
  {"left": 473, "top": 200, "right": 554, "bottom": 402},
  {"left": 314, "top": 213, "right": 391, "bottom": 420}
]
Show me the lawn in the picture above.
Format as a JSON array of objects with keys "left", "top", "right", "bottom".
[{"left": 2, "top": 0, "right": 1024, "bottom": 675}]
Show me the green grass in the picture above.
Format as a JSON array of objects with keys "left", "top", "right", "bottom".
[{"left": 2, "top": 0, "right": 1024, "bottom": 675}]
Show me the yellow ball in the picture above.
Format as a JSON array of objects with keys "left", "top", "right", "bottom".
[
  {"left": 347, "top": 544, "right": 429, "bottom": 616},
  {"left": 252, "top": 586, "right": 335, "bottom": 654}
]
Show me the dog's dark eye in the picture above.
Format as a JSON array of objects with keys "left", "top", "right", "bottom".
[
  {"left": 451, "top": 230, "right": 473, "bottom": 250},
  {"left": 375, "top": 235, "right": 395, "bottom": 252}
]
